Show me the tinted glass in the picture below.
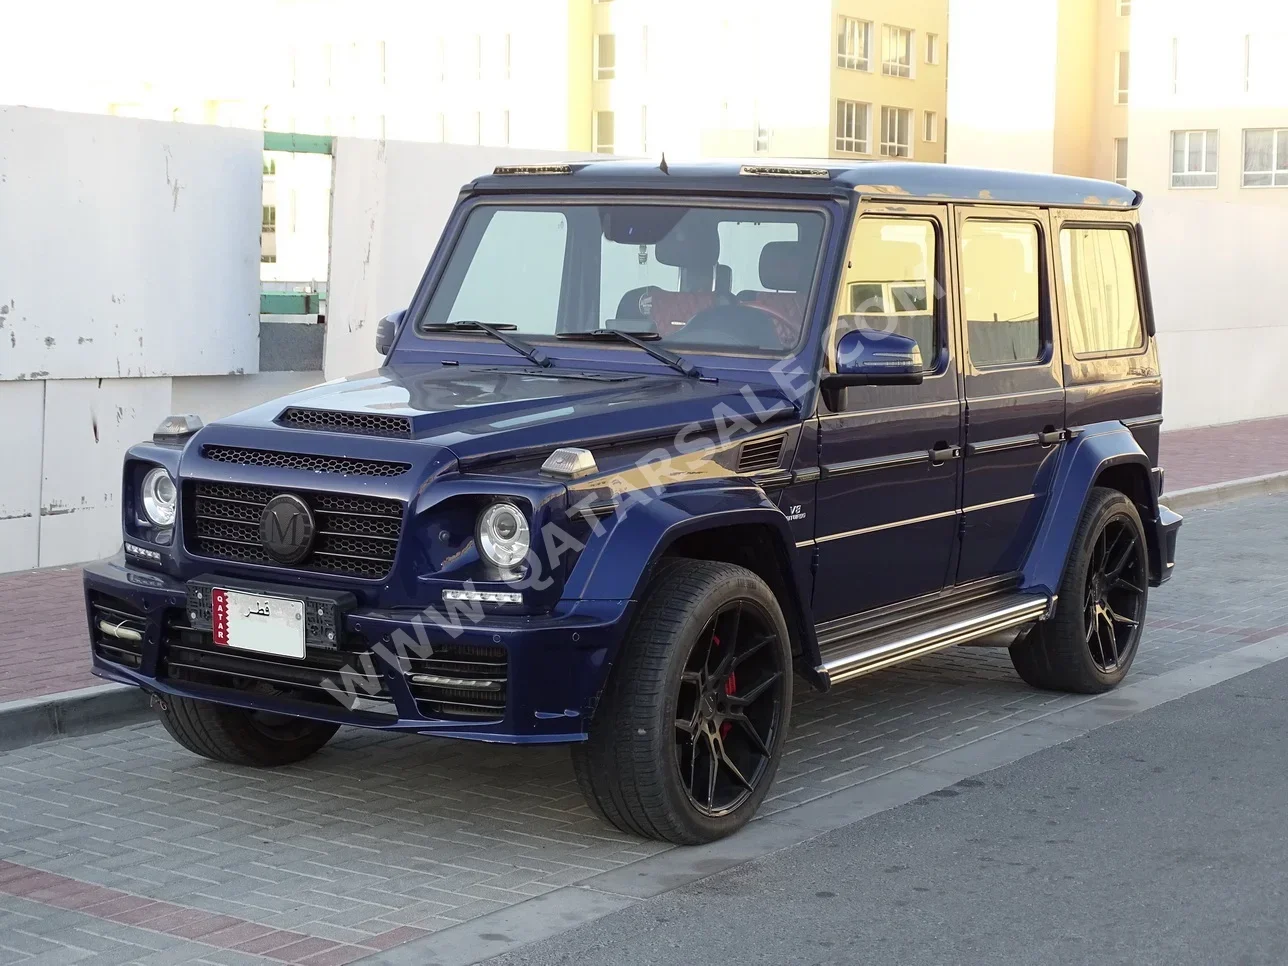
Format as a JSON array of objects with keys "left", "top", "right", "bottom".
[
  {"left": 1060, "top": 227, "right": 1143, "bottom": 354},
  {"left": 838, "top": 217, "right": 938, "bottom": 369},
  {"left": 424, "top": 204, "right": 826, "bottom": 355},
  {"left": 961, "top": 220, "right": 1042, "bottom": 366}
]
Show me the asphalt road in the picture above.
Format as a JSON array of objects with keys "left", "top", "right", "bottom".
[{"left": 487, "top": 654, "right": 1288, "bottom": 966}]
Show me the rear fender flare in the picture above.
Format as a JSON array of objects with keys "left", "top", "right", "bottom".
[{"left": 1022, "top": 422, "right": 1160, "bottom": 596}]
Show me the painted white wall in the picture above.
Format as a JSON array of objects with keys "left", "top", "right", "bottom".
[
  {"left": 0, "top": 106, "right": 262, "bottom": 381},
  {"left": 171, "top": 371, "right": 324, "bottom": 423},
  {"left": 0, "top": 382, "right": 45, "bottom": 572},
  {"left": 1143, "top": 196, "right": 1288, "bottom": 430},
  {"left": 325, "top": 139, "right": 600, "bottom": 379},
  {"left": 946, "top": 0, "right": 1061, "bottom": 172}
]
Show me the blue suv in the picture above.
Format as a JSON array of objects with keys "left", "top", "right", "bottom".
[{"left": 85, "top": 160, "right": 1182, "bottom": 844}]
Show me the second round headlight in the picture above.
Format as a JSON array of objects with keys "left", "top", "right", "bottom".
[
  {"left": 477, "top": 502, "right": 530, "bottom": 570},
  {"left": 141, "top": 467, "right": 177, "bottom": 528}
]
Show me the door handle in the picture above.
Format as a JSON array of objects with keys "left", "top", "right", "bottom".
[
  {"left": 929, "top": 443, "right": 960, "bottom": 465},
  {"left": 1038, "top": 428, "right": 1064, "bottom": 447}
]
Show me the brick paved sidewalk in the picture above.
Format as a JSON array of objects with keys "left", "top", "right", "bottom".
[{"left": 2, "top": 414, "right": 1287, "bottom": 705}]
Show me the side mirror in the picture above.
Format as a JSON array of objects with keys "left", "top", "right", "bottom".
[
  {"left": 375, "top": 309, "right": 407, "bottom": 357},
  {"left": 823, "top": 327, "right": 924, "bottom": 391}
]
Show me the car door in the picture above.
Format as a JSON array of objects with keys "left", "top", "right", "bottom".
[
  {"left": 812, "top": 203, "right": 962, "bottom": 623},
  {"left": 953, "top": 206, "right": 1066, "bottom": 583}
]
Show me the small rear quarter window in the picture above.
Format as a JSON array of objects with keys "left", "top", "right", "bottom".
[{"left": 1060, "top": 227, "right": 1144, "bottom": 355}]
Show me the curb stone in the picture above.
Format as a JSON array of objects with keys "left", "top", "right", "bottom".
[
  {"left": 1, "top": 470, "right": 1284, "bottom": 754},
  {"left": 0, "top": 684, "right": 151, "bottom": 752}
]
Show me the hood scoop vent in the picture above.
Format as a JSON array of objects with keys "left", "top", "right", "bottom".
[
  {"left": 737, "top": 434, "right": 787, "bottom": 473},
  {"left": 277, "top": 407, "right": 413, "bottom": 439}
]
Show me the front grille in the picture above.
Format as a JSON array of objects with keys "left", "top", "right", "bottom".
[
  {"left": 401, "top": 643, "right": 508, "bottom": 721},
  {"left": 186, "top": 481, "right": 404, "bottom": 579},
  {"left": 91, "top": 593, "right": 146, "bottom": 669},
  {"left": 202, "top": 445, "right": 409, "bottom": 478},
  {"left": 161, "top": 612, "right": 395, "bottom": 719},
  {"left": 737, "top": 434, "right": 786, "bottom": 472},
  {"left": 278, "top": 407, "right": 413, "bottom": 439}
]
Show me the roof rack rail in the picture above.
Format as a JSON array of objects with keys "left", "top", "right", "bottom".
[
  {"left": 492, "top": 163, "right": 574, "bottom": 176},
  {"left": 739, "top": 164, "right": 831, "bottom": 179}
]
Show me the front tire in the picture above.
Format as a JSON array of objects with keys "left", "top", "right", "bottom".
[
  {"left": 156, "top": 694, "right": 340, "bottom": 766},
  {"left": 572, "top": 559, "right": 793, "bottom": 844},
  {"left": 1011, "top": 486, "right": 1149, "bottom": 693}
]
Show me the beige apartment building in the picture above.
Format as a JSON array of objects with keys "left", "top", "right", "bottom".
[{"left": 948, "top": 0, "right": 1287, "bottom": 201}]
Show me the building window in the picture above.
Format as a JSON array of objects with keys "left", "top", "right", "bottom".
[
  {"left": 1118, "top": 0, "right": 1131, "bottom": 14},
  {"left": 882, "top": 25, "right": 913, "bottom": 78},
  {"left": 923, "top": 110, "right": 937, "bottom": 142},
  {"left": 1114, "top": 138, "right": 1129, "bottom": 185},
  {"left": 1171, "top": 130, "right": 1219, "bottom": 187},
  {"left": 880, "top": 106, "right": 913, "bottom": 158},
  {"left": 1115, "top": 51, "right": 1129, "bottom": 105},
  {"left": 834, "top": 99, "right": 870, "bottom": 154},
  {"left": 595, "top": 34, "right": 616, "bottom": 80},
  {"left": 260, "top": 205, "right": 277, "bottom": 264},
  {"left": 925, "top": 32, "right": 939, "bottom": 65},
  {"left": 1243, "top": 129, "right": 1288, "bottom": 187},
  {"left": 837, "top": 17, "right": 872, "bottom": 71},
  {"left": 594, "top": 110, "right": 615, "bottom": 153},
  {"left": 1060, "top": 228, "right": 1143, "bottom": 355}
]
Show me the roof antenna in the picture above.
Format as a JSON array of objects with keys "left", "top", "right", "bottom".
[{"left": 659, "top": 152, "right": 669, "bottom": 175}]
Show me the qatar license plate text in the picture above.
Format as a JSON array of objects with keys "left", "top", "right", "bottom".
[{"left": 211, "top": 589, "right": 305, "bottom": 659}]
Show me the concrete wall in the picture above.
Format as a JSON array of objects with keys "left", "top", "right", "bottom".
[
  {"left": 1144, "top": 197, "right": 1288, "bottom": 430},
  {"left": 0, "top": 106, "right": 314, "bottom": 574},
  {"left": 324, "top": 139, "right": 599, "bottom": 380}
]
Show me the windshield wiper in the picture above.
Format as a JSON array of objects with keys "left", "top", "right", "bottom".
[
  {"left": 420, "top": 320, "right": 552, "bottom": 369},
  {"left": 556, "top": 329, "right": 702, "bottom": 379}
]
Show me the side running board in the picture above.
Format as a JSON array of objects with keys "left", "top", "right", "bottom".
[{"left": 815, "top": 592, "right": 1052, "bottom": 687}]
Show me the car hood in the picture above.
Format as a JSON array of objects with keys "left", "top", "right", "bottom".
[{"left": 220, "top": 363, "right": 799, "bottom": 467}]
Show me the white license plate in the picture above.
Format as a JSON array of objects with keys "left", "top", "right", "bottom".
[{"left": 211, "top": 589, "right": 305, "bottom": 659}]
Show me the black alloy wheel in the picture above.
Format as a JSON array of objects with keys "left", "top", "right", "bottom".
[{"left": 675, "top": 599, "right": 786, "bottom": 817}]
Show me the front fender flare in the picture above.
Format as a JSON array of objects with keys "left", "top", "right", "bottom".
[{"left": 562, "top": 482, "right": 820, "bottom": 682}]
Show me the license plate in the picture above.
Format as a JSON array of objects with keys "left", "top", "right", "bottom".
[{"left": 211, "top": 588, "right": 305, "bottom": 659}]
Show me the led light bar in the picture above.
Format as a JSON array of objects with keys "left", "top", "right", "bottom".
[
  {"left": 493, "top": 163, "right": 573, "bottom": 176},
  {"left": 124, "top": 541, "right": 162, "bottom": 562},
  {"left": 408, "top": 673, "right": 504, "bottom": 691},
  {"left": 442, "top": 589, "right": 524, "bottom": 604},
  {"left": 739, "top": 164, "right": 831, "bottom": 179}
]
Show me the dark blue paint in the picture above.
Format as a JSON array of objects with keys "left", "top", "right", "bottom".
[{"left": 84, "top": 165, "right": 1178, "bottom": 744}]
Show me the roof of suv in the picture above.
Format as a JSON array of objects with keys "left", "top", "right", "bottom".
[{"left": 471, "top": 158, "right": 1140, "bottom": 210}]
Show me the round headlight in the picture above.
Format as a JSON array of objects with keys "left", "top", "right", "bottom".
[
  {"left": 477, "top": 502, "right": 530, "bottom": 570},
  {"left": 141, "top": 467, "right": 177, "bottom": 528}
]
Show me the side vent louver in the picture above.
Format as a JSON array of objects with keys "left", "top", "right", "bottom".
[{"left": 737, "top": 435, "right": 786, "bottom": 473}]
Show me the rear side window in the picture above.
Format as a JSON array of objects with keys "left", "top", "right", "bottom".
[
  {"left": 960, "top": 220, "right": 1042, "bottom": 367},
  {"left": 1060, "top": 227, "right": 1143, "bottom": 355}
]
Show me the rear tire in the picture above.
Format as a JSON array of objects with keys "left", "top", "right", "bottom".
[
  {"left": 156, "top": 694, "right": 339, "bottom": 766},
  {"left": 572, "top": 558, "right": 793, "bottom": 844},
  {"left": 1011, "top": 487, "right": 1149, "bottom": 693}
]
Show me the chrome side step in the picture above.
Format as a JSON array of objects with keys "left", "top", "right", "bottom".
[{"left": 815, "top": 592, "right": 1052, "bottom": 687}]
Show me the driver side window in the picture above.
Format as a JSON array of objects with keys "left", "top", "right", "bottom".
[{"left": 837, "top": 217, "right": 941, "bottom": 371}]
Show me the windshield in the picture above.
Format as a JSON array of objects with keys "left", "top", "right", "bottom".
[{"left": 420, "top": 202, "right": 827, "bottom": 356}]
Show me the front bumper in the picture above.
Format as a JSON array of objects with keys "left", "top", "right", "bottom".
[{"left": 84, "top": 554, "right": 634, "bottom": 743}]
